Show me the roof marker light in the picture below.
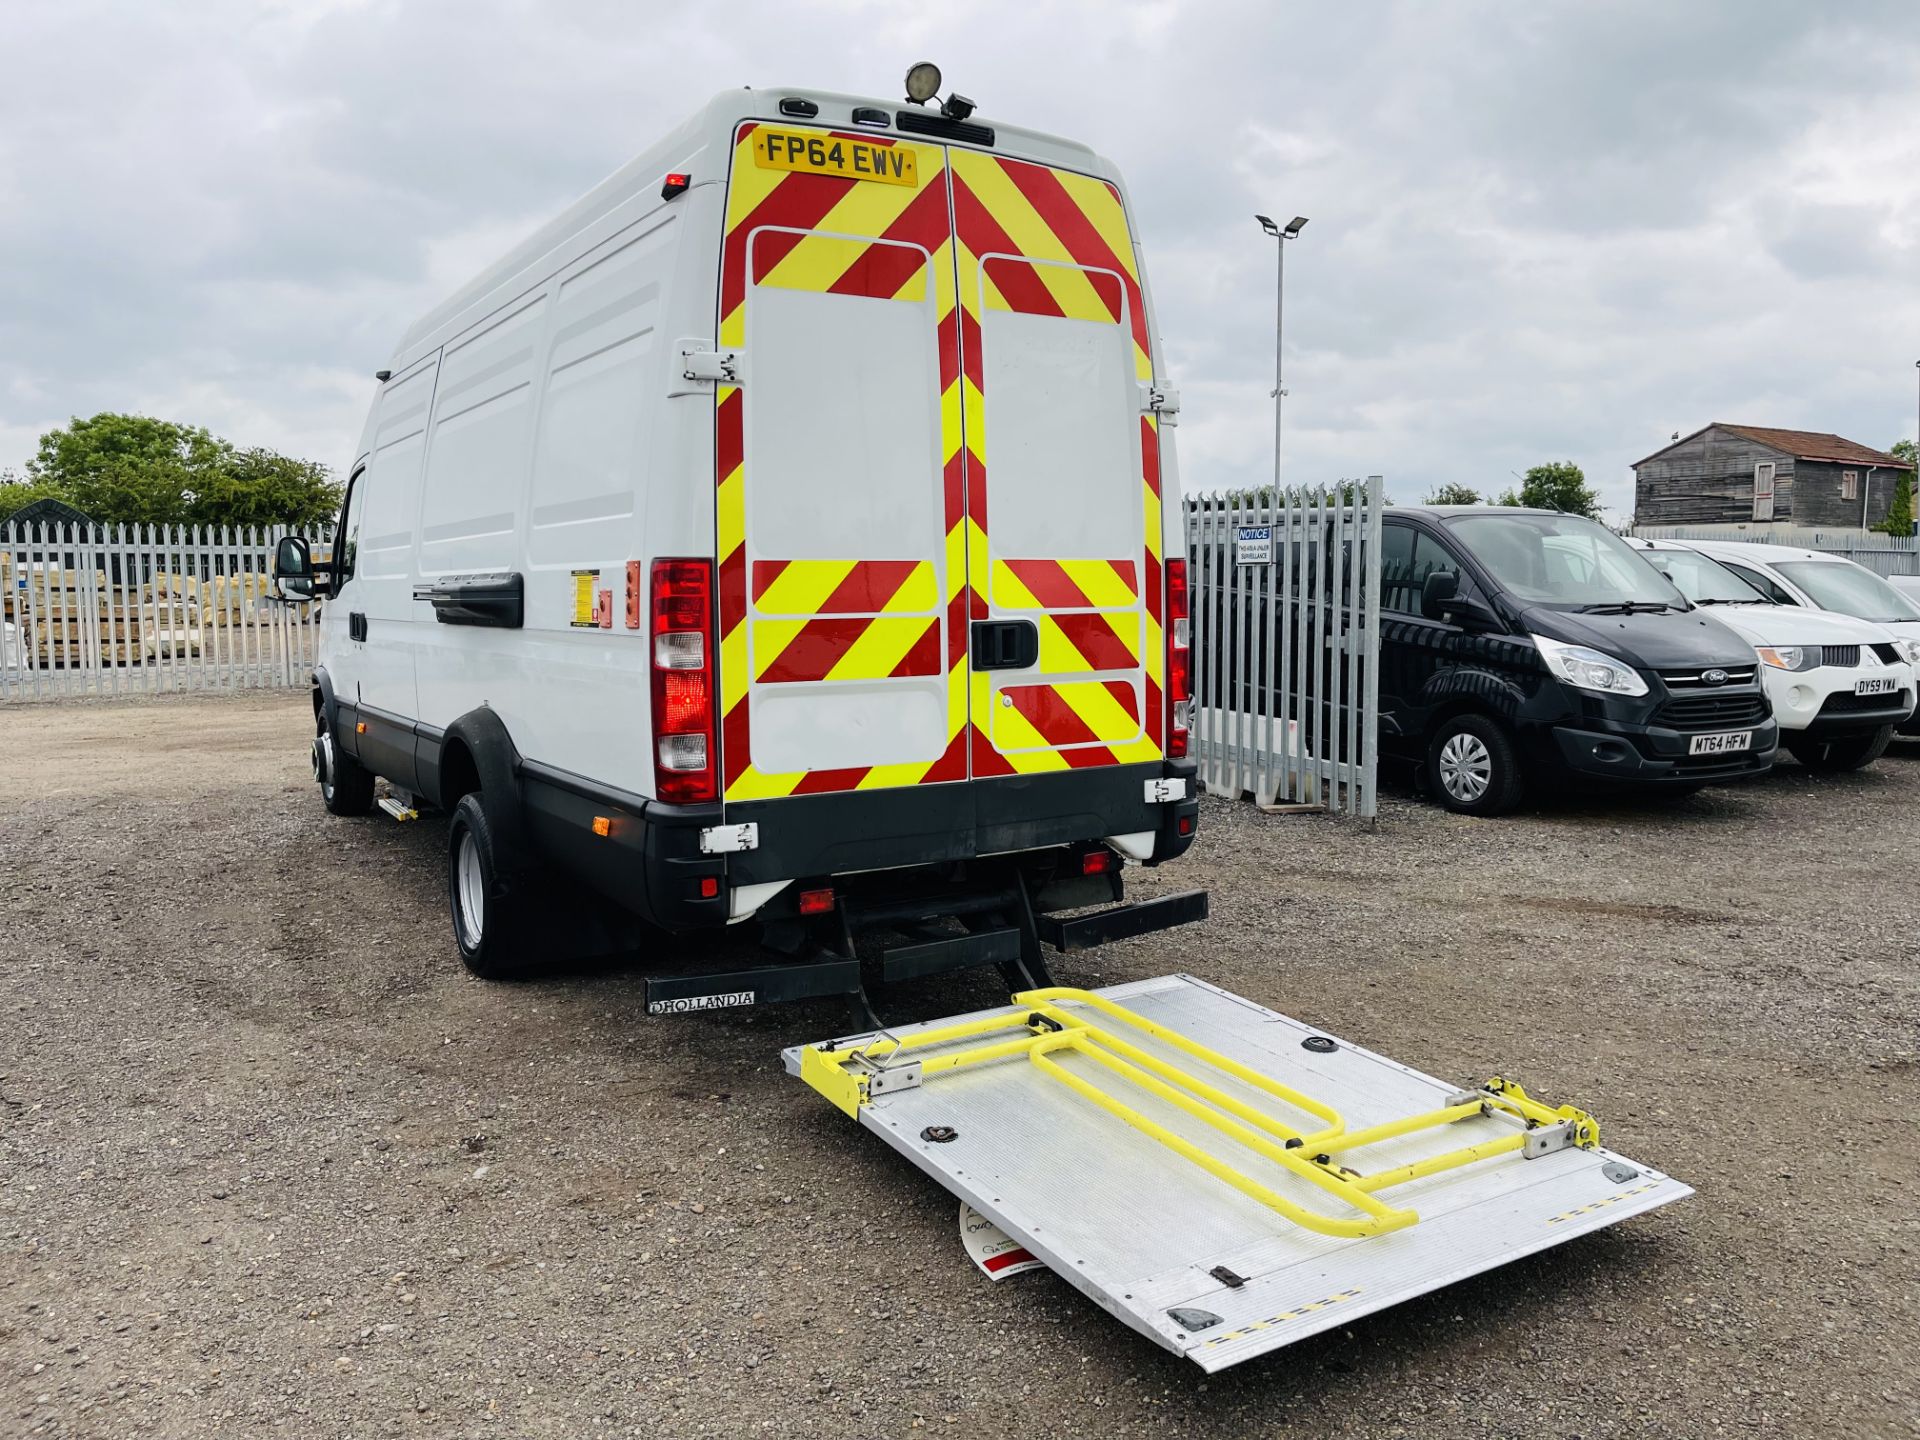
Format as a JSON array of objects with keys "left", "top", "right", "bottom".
[{"left": 661, "top": 172, "right": 691, "bottom": 200}]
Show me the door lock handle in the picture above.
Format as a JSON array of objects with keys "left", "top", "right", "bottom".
[{"left": 970, "top": 619, "right": 1039, "bottom": 671}]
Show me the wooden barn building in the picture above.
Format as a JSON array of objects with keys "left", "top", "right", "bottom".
[{"left": 1632, "top": 424, "right": 1912, "bottom": 529}]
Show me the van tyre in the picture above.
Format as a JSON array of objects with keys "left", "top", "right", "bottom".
[
  {"left": 447, "top": 792, "right": 545, "bottom": 980},
  {"left": 1427, "top": 714, "right": 1524, "bottom": 816},
  {"left": 1785, "top": 725, "right": 1893, "bottom": 772},
  {"left": 315, "top": 722, "right": 375, "bottom": 817}
]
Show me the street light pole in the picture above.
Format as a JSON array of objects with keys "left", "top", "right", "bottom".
[{"left": 1256, "top": 215, "right": 1308, "bottom": 490}]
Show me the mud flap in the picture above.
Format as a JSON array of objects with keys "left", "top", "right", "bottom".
[{"left": 783, "top": 974, "right": 1690, "bottom": 1371}]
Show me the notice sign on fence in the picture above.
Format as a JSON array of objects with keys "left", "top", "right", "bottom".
[{"left": 1235, "top": 525, "right": 1273, "bottom": 565}]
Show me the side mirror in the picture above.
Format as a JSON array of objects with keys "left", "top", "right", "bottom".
[
  {"left": 275, "top": 535, "right": 310, "bottom": 577},
  {"left": 1419, "top": 569, "right": 1458, "bottom": 621},
  {"left": 274, "top": 536, "right": 315, "bottom": 602}
]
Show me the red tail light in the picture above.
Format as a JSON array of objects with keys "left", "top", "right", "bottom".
[
  {"left": 1166, "top": 557, "right": 1191, "bottom": 758},
  {"left": 651, "top": 558, "right": 717, "bottom": 804},
  {"left": 797, "top": 887, "right": 836, "bottom": 916},
  {"left": 1080, "top": 847, "right": 1116, "bottom": 876}
]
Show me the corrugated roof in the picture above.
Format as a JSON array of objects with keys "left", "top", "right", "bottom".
[
  {"left": 1714, "top": 424, "right": 1912, "bottom": 469},
  {"left": 1633, "top": 424, "right": 1916, "bottom": 469},
  {"left": 1636, "top": 424, "right": 1914, "bottom": 470}
]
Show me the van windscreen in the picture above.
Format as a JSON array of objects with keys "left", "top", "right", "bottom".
[{"left": 1446, "top": 513, "right": 1684, "bottom": 610}]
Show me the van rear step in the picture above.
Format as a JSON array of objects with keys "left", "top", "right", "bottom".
[
  {"left": 643, "top": 876, "right": 1208, "bottom": 1024},
  {"left": 1041, "top": 890, "right": 1208, "bottom": 952},
  {"left": 783, "top": 974, "right": 1689, "bottom": 1371}
]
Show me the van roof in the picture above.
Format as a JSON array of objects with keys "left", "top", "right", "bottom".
[
  {"left": 1385, "top": 504, "right": 1565, "bottom": 519},
  {"left": 392, "top": 86, "right": 1109, "bottom": 366}
]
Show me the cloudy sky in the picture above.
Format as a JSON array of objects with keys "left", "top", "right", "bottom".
[{"left": 3, "top": 0, "right": 1918, "bottom": 519}]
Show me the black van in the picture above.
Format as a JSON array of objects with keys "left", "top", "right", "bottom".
[{"left": 1378, "top": 507, "right": 1778, "bottom": 814}]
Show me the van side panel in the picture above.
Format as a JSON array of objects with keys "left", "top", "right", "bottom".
[
  {"left": 350, "top": 356, "right": 438, "bottom": 781},
  {"left": 408, "top": 180, "right": 721, "bottom": 798}
]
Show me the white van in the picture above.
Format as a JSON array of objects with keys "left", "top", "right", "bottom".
[
  {"left": 1628, "top": 538, "right": 1916, "bottom": 769},
  {"left": 275, "top": 79, "right": 1203, "bottom": 1011}
]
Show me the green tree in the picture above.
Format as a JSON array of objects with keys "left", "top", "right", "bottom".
[
  {"left": 1874, "top": 441, "right": 1916, "bottom": 536},
  {"left": 1497, "top": 461, "right": 1601, "bottom": 519},
  {"left": 0, "top": 470, "right": 62, "bottom": 518},
  {"left": 1424, "top": 482, "right": 1482, "bottom": 505},
  {"left": 189, "top": 447, "right": 340, "bottom": 530},
  {"left": 15, "top": 413, "right": 339, "bottom": 528}
]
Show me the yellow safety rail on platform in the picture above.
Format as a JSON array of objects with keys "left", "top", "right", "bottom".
[{"left": 799, "top": 988, "right": 1600, "bottom": 1241}]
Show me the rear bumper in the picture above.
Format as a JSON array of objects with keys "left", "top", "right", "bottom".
[
  {"left": 1543, "top": 715, "right": 1778, "bottom": 785},
  {"left": 522, "top": 757, "right": 1199, "bottom": 932},
  {"left": 721, "top": 758, "right": 1198, "bottom": 890}
]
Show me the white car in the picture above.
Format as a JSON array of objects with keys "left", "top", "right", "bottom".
[
  {"left": 1677, "top": 540, "right": 1920, "bottom": 747},
  {"left": 1630, "top": 538, "right": 1918, "bottom": 770}
]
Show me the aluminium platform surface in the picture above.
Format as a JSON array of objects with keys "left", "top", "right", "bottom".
[{"left": 784, "top": 973, "right": 1690, "bottom": 1372}]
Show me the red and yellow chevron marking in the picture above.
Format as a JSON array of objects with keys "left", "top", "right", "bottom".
[
  {"left": 994, "top": 680, "right": 1143, "bottom": 761},
  {"left": 992, "top": 557, "right": 1138, "bottom": 610},
  {"left": 752, "top": 559, "right": 938, "bottom": 614},
  {"left": 717, "top": 124, "right": 971, "bottom": 801},
  {"left": 950, "top": 148, "right": 1165, "bottom": 776},
  {"left": 752, "top": 614, "right": 943, "bottom": 683}
]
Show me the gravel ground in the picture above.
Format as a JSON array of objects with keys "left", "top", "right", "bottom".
[{"left": 2, "top": 691, "right": 1917, "bottom": 1439}]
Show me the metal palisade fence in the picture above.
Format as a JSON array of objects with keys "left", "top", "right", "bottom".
[
  {"left": 0, "top": 523, "right": 330, "bottom": 702},
  {"left": 1186, "top": 478, "right": 1383, "bottom": 817},
  {"left": 1629, "top": 525, "right": 1920, "bottom": 577}
]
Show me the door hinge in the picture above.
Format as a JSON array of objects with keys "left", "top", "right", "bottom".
[
  {"left": 1144, "top": 777, "right": 1188, "bottom": 804},
  {"left": 677, "top": 341, "right": 743, "bottom": 387},
  {"left": 1141, "top": 383, "right": 1181, "bottom": 425},
  {"left": 698, "top": 822, "right": 759, "bottom": 855}
]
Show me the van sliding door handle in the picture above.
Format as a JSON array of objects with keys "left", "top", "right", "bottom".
[
  {"left": 349, "top": 612, "right": 368, "bottom": 642},
  {"left": 970, "top": 619, "right": 1039, "bottom": 671}
]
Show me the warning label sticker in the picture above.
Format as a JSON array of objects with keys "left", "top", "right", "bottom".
[{"left": 571, "top": 569, "right": 600, "bottom": 627}]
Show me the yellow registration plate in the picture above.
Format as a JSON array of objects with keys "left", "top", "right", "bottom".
[{"left": 752, "top": 127, "right": 917, "bottom": 187}]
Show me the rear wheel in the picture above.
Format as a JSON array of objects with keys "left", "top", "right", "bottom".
[
  {"left": 313, "top": 717, "right": 375, "bottom": 816},
  {"left": 1426, "top": 714, "right": 1524, "bottom": 816},
  {"left": 1784, "top": 725, "right": 1894, "bottom": 772},
  {"left": 447, "top": 792, "right": 546, "bottom": 980}
]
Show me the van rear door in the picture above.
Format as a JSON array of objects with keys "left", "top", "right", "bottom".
[
  {"left": 714, "top": 127, "right": 1165, "bottom": 836},
  {"left": 715, "top": 126, "right": 967, "bottom": 804},
  {"left": 949, "top": 149, "right": 1164, "bottom": 778}
]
